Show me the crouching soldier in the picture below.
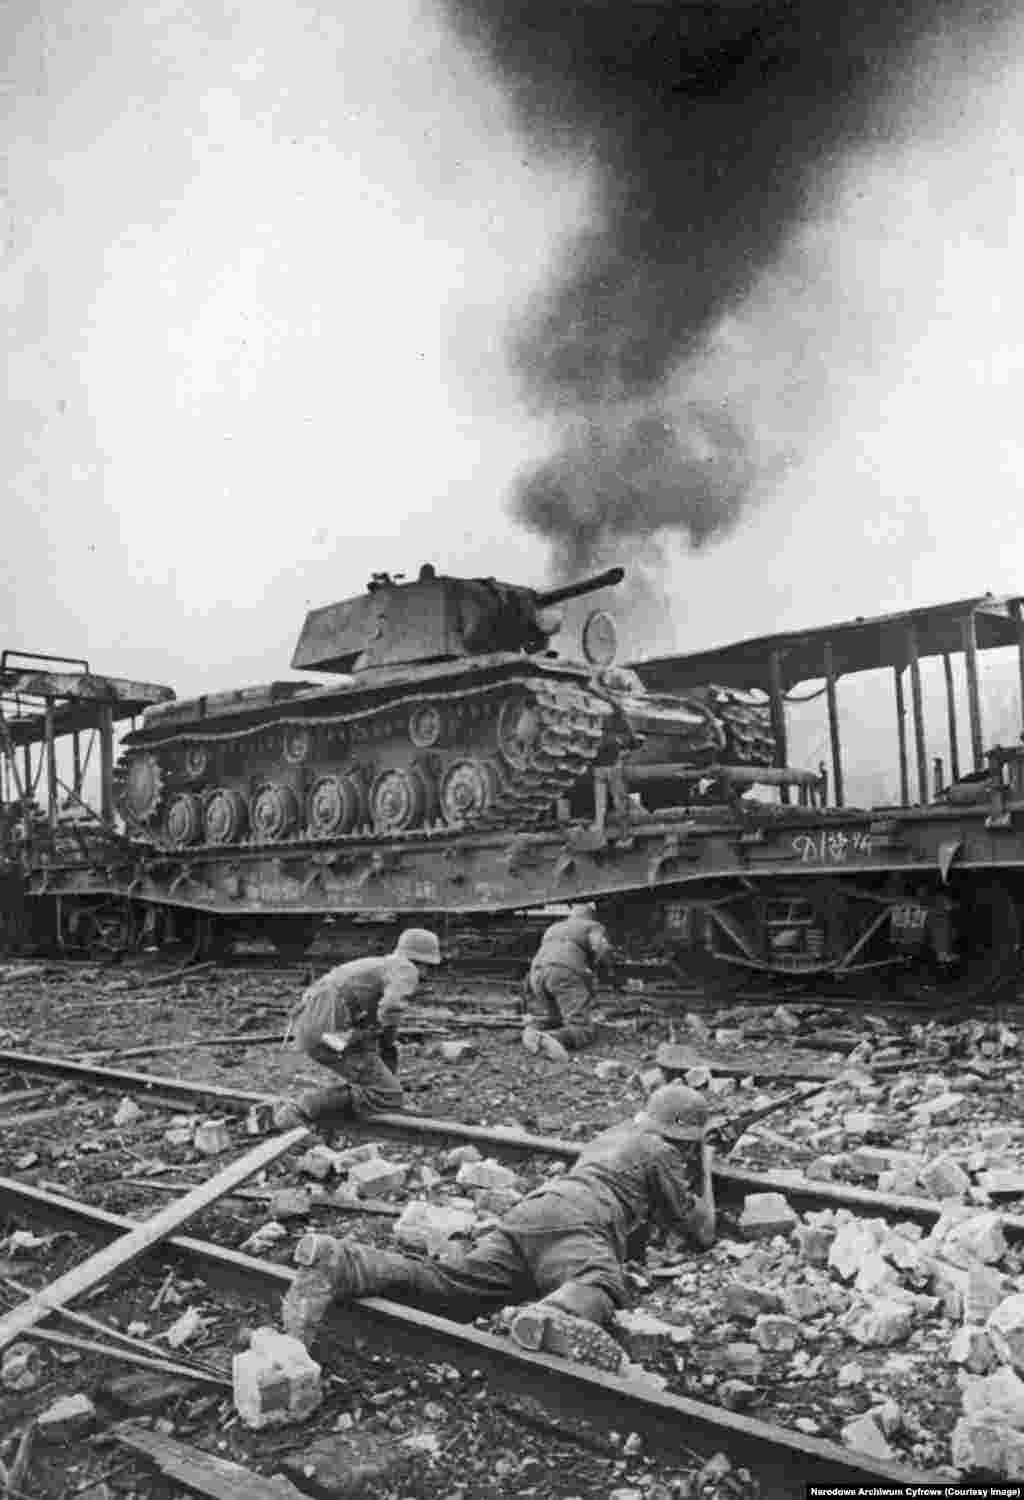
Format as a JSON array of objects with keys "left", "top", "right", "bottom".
[
  {"left": 273, "top": 927, "right": 441, "bottom": 1132},
  {"left": 281, "top": 1083, "right": 716, "bottom": 1372},
  {"left": 523, "top": 902, "right": 613, "bottom": 1062}
]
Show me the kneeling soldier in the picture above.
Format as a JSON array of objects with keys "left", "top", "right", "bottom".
[
  {"left": 523, "top": 902, "right": 614, "bottom": 1062},
  {"left": 274, "top": 927, "right": 441, "bottom": 1131},
  {"left": 281, "top": 1083, "right": 716, "bottom": 1371}
]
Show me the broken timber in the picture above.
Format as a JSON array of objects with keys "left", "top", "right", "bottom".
[
  {"left": 112, "top": 1423, "right": 307, "bottom": 1500},
  {"left": 0, "top": 1125, "right": 308, "bottom": 1353}
]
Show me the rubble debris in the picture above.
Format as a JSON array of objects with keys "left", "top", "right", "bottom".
[
  {"left": 241, "top": 1222, "right": 289, "bottom": 1255},
  {"left": 455, "top": 1158, "right": 521, "bottom": 1193},
  {"left": 987, "top": 1295, "right": 1024, "bottom": 1374},
  {"left": 269, "top": 1188, "right": 312, "bottom": 1220},
  {"left": 438, "top": 1040, "right": 476, "bottom": 1063},
  {"left": 193, "top": 1119, "right": 232, "bottom": 1156},
  {"left": 101, "top": 1370, "right": 200, "bottom": 1413},
  {"left": 950, "top": 1418, "right": 1024, "bottom": 1479},
  {"left": 842, "top": 1411, "right": 894, "bottom": 1460},
  {"left": 737, "top": 1192, "right": 797, "bottom": 1240},
  {"left": 281, "top": 1429, "right": 414, "bottom": 1497},
  {"left": 392, "top": 1201, "right": 477, "bottom": 1257},
  {"left": 949, "top": 1326, "right": 998, "bottom": 1375},
  {"left": 844, "top": 1297, "right": 913, "bottom": 1347},
  {"left": 112, "top": 1097, "right": 142, "bottom": 1128},
  {"left": 443, "top": 1144, "right": 482, "bottom": 1168},
  {"left": 1, "top": 1341, "right": 40, "bottom": 1390},
  {"left": 36, "top": 1392, "right": 96, "bottom": 1441},
  {"left": 918, "top": 1156, "right": 970, "bottom": 1200},
  {"left": 722, "top": 1282, "right": 783, "bottom": 1320},
  {"left": 752, "top": 1314, "right": 801, "bottom": 1352},
  {"left": 347, "top": 1157, "right": 409, "bottom": 1197},
  {"left": 233, "top": 1326, "right": 323, "bottom": 1429},
  {"left": 163, "top": 1307, "right": 207, "bottom": 1348}
]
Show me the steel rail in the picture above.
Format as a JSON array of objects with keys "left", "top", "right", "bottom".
[
  {"left": 2, "top": 1047, "right": 1021, "bottom": 1240},
  {"left": 0, "top": 1176, "right": 948, "bottom": 1497}
]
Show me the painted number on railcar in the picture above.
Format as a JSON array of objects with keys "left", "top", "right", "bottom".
[{"left": 791, "top": 830, "right": 872, "bottom": 863}]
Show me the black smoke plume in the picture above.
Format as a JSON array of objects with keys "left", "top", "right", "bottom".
[{"left": 440, "top": 0, "right": 1007, "bottom": 594}]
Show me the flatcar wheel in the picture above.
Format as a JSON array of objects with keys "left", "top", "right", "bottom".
[
  {"left": 897, "top": 880, "right": 1021, "bottom": 1006},
  {"left": 370, "top": 766, "right": 432, "bottom": 834},
  {"left": 203, "top": 788, "right": 248, "bottom": 845},
  {"left": 439, "top": 758, "right": 499, "bottom": 825}
]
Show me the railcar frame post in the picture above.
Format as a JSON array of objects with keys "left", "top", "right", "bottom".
[
  {"left": 822, "top": 639, "right": 844, "bottom": 808},
  {"left": 942, "top": 652, "right": 960, "bottom": 784},
  {"left": 98, "top": 705, "right": 115, "bottom": 826},
  {"left": 961, "top": 611, "right": 984, "bottom": 770},
  {"left": 1011, "top": 598, "right": 1024, "bottom": 735},
  {"left": 768, "top": 650, "right": 790, "bottom": 806},
  {"left": 906, "top": 624, "right": 928, "bottom": 805},
  {"left": 894, "top": 666, "right": 910, "bottom": 808},
  {"left": 44, "top": 701, "right": 58, "bottom": 832}
]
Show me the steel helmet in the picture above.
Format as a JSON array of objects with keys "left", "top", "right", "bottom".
[
  {"left": 635, "top": 1083, "right": 709, "bottom": 1144},
  {"left": 394, "top": 927, "right": 442, "bottom": 966}
]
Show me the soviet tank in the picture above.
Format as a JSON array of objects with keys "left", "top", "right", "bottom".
[{"left": 113, "top": 564, "right": 775, "bottom": 849}]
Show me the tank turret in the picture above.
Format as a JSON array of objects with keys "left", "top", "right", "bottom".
[{"left": 290, "top": 565, "right": 625, "bottom": 675}]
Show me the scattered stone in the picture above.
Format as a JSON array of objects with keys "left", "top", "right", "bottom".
[
  {"left": 804, "top": 1157, "right": 837, "bottom": 1182},
  {"left": 854, "top": 1251, "right": 899, "bottom": 1298},
  {"left": 684, "top": 1065, "right": 712, "bottom": 1089},
  {"left": 795, "top": 1224, "right": 835, "bottom": 1267},
  {"left": 941, "top": 1212, "right": 1007, "bottom": 1267},
  {"left": 794, "top": 1417, "right": 821, "bottom": 1435},
  {"left": 270, "top": 1189, "right": 312, "bottom": 1220},
  {"left": 918, "top": 1155, "right": 970, "bottom": 1200},
  {"left": 193, "top": 1119, "right": 231, "bottom": 1156},
  {"left": 714, "top": 1028, "right": 744, "bottom": 1046},
  {"left": 638, "top": 1067, "right": 666, "bottom": 1093},
  {"left": 842, "top": 1413, "right": 893, "bottom": 1461},
  {"left": 438, "top": 1040, "right": 476, "bottom": 1063},
  {"left": 1, "top": 1344, "right": 39, "bottom": 1390},
  {"left": 163, "top": 1307, "right": 206, "bottom": 1349},
  {"left": 846, "top": 1298, "right": 913, "bottom": 1347},
  {"left": 393, "top": 1202, "right": 477, "bottom": 1257},
  {"left": 961, "top": 1364, "right": 1024, "bottom": 1429},
  {"left": 163, "top": 1126, "right": 193, "bottom": 1148},
  {"left": 348, "top": 1158, "right": 409, "bottom": 1197},
  {"left": 836, "top": 1361, "right": 864, "bottom": 1388},
  {"left": 781, "top": 1284, "right": 824, "bottom": 1321},
  {"left": 455, "top": 1159, "right": 520, "bottom": 1193},
  {"left": 951, "top": 1418, "right": 1024, "bottom": 1479},
  {"left": 722, "top": 1282, "right": 784, "bottom": 1321},
  {"left": 613, "top": 1309, "right": 690, "bottom": 1358},
  {"left": 101, "top": 1371, "right": 198, "bottom": 1412},
  {"left": 842, "top": 1110, "right": 882, "bottom": 1138},
  {"left": 980, "top": 1170, "right": 1024, "bottom": 1198},
  {"left": 950, "top": 1327, "right": 998, "bottom": 1374},
  {"left": 329, "top": 1143, "right": 381, "bottom": 1168},
  {"left": 965, "top": 1266, "right": 1007, "bottom": 1326},
  {"left": 112, "top": 1097, "right": 142, "bottom": 1128},
  {"left": 717, "top": 1342, "right": 764, "bottom": 1380},
  {"left": 753, "top": 1314, "right": 801, "bottom": 1352},
  {"left": 442, "top": 1145, "right": 482, "bottom": 1169},
  {"left": 829, "top": 1219, "right": 881, "bottom": 1281},
  {"left": 234, "top": 1327, "right": 323, "bottom": 1429},
  {"left": 297, "top": 1146, "right": 340, "bottom": 1181},
  {"left": 246, "top": 1102, "right": 275, "bottom": 1135},
  {"left": 594, "top": 1059, "right": 628, "bottom": 1081},
  {"left": 475, "top": 1187, "right": 524, "bottom": 1216},
  {"left": 878, "top": 1166, "right": 921, "bottom": 1196},
  {"left": 37, "top": 1393, "right": 96, "bottom": 1441},
  {"left": 913, "top": 1091, "right": 965, "bottom": 1125},
  {"left": 988, "top": 1296, "right": 1024, "bottom": 1373},
  {"left": 737, "top": 1193, "right": 797, "bottom": 1240}
]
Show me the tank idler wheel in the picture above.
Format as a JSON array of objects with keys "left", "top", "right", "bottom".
[
  {"left": 118, "top": 752, "right": 164, "bottom": 824},
  {"left": 203, "top": 788, "right": 249, "bottom": 845},
  {"left": 307, "top": 774, "right": 367, "bottom": 836},
  {"left": 251, "top": 783, "right": 300, "bottom": 842},
  {"left": 370, "top": 765, "right": 433, "bottom": 834},
  {"left": 439, "top": 758, "right": 500, "bottom": 825},
  {"left": 408, "top": 703, "right": 444, "bottom": 748},
  {"left": 165, "top": 792, "right": 204, "bottom": 847},
  {"left": 497, "top": 697, "right": 541, "bottom": 770}
]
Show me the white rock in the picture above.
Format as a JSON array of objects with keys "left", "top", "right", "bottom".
[
  {"left": 914, "top": 1091, "right": 965, "bottom": 1125},
  {"left": 443, "top": 1144, "right": 483, "bottom": 1169},
  {"left": 988, "top": 1296, "right": 1024, "bottom": 1374},
  {"left": 965, "top": 1266, "right": 1008, "bottom": 1326},
  {"left": 455, "top": 1159, "right": 521, "bottom": 1193},
  {"left": 855, "top": 1251, "right": 900, "bottom": 1297},
  {"left": 961, "top": 1364, "right": 1024, "bottom": 1430},
  {"left": 36, "top": 1393, "right": 96, "bottom": 1440},
  {"left": 941, "top": 1211, "right": 1007, "bottom": 1267},
  {"left": 112, "top": 1097, "right": 142, "bottom": 1128},
  {"left": 233, "top": 1326, "right": 323, "bottom": 1429},
  {"left": 737, "top": 1192, "right": 797, "bottom": 1240},
  {"left": 594, "top": 1059, "right": 628, "bottom": 1082},
  {"left": 951, "top": 1417, "right": 1024, "bottom": 1478},
  {"left": 393, "top": 1201, "right": 477, "bottom": 1257},
  {"left": 873, "top": 1399, "right": 902, "bottom": 1437},
  {"left": 950, "top": 1326, "right": 998, "bottom": 1374},
  {"left": 919, "top": 1155, "right": 970, "bottom": 1200},
  {"left": 979, "top": 1170, "right": 1024, "bottom": 1197},
  {"left": 193, "top": 1119, "right": 231, "bottom": 1156},
  {"left": 438, "top": 1040, "right": 476, "bottom": 1063},
  {"left": 841, "top": 1412, "right": 893, "bottom": 1460},
  {"left": 846, "top": 1298, "right": 913, "bottom": 1347},
  {"left": 836, "top": 1361, "right": 864, "bottom": 1388},
  {"left": 753, "top": 1314, "right": 801, "bottom": 1352},
  {"left": 347, "top": 1157, "right": 409, "bottom": 1197},
  {"left": 828, "top": 1219, "right": 881, "bottom": 1281},
  {"left": 163, "top": 1307, "right": 206, "bottom": 1348}
]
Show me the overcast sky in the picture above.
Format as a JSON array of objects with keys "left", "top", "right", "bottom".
[{"left": 4, "top": 0, "right": 1024, "bottom": 732}]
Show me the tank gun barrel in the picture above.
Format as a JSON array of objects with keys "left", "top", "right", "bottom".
[{"left": 534, "top": 567, "right": 624, "bottom": 609}]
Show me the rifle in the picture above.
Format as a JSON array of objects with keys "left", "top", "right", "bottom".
[{"left": 704, "top": 1080, "right": 832, "bottom": 1158}]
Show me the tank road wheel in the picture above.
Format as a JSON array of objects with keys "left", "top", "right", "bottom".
[
  {"left": 439, "top": 758, "right": 500, "bottom": 826},
  {"left": 117, "top": 753, "right": 164, "bottom": 824},
  {"left": 898, "top": 879, "right": 1021, "bottom": 1007},
  {"left": 408, "top": 703, "right": 444, "bottom": 748},
  {"left": 497, "top": 696, "right": 541, "bottom": 770},
  {"left": 165, "top": 793, "right": 204, "bottom": 847},
  {"left": 370, "top": 766, "right": 433, "bottom": 834},
  {"left": 203, "top": 788, "right": 249, "bottom": 845},
  {"left": 251, "top": 783, "right": 300, "bottom": 842},
  {"left": 307, "top": 774, "right": 367, "bottom": 836}
]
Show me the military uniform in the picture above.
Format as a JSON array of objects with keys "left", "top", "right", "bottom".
[
  {"left": 283, "top": 1118, "right": 702, "bottom": 1355},
  {"left": 288, "top": 953, "right": 421, "bottom": 1118},
  {"left": 526, "top": 913, "right": 612, "bottom": 1050}
]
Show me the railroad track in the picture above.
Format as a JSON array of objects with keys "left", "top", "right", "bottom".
[
  {"left": 0, "top": 1174, "right": 950, "bottom": 1497},
  {"left": 2, "top": 1046, "right": 1021, "bottom": 1242}
]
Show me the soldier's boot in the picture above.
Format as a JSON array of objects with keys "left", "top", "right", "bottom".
[
  {"left": 272, "top": 1084, "right": 355, "bottom": 1144},
  {"left": 522, "top": 1026, "right": 569, "bottom": 1064},
  {"left": 281, "top": 1233, "right": 410, "bottom": 1346},
  {"left": 510, "top": 1281, "right": 621, "bottom": 1372}
]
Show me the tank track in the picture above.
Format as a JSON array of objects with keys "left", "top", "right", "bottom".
[{"left": 113, "top": 675, "right": 612, "bottom": 851}]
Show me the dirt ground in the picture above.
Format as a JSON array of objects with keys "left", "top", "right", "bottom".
[{"left": 1, "top": 959, "right": 1023, "bottom": 1496}]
